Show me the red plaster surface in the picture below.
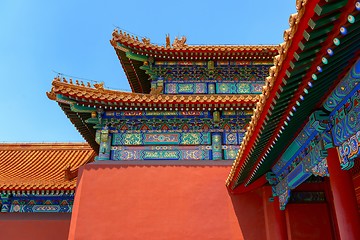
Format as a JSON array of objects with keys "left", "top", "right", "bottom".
[
  {"left": 69, "top": 162, "right": 266, "bottom": 240},
  {"left": 285, "top": 203, "right": 333, "bottom": 240},
  {"left": 0, "top": 213, "right": 71, "bottom": 240}
]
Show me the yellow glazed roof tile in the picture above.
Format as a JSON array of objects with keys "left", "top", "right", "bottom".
[{"left": 0, "top": 143, "right": 95, "bottom": 190}]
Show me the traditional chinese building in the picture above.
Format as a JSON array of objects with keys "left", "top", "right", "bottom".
[
  {"left": 46, "top": 32, "right": 277, "bottom": 162},
  {"left": 0, "top": 143, "right": 94, "bottom": 239},
  {"left": 42, "top": 31, "right": 277, "bottom": 240},
  {"left": 1, "top": 0, "right": 360, "bottom": 239}
]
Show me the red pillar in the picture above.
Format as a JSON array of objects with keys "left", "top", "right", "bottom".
[
  {"left": 262, "top": 186, "right": 288, "bottom": 240},
  {"left": 327, "top": 147, "right": 360, "bottom": 240}
]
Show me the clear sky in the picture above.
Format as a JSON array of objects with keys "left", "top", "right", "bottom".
[{"left": 0, "top": 0, "right": 295, "bottom": 142}]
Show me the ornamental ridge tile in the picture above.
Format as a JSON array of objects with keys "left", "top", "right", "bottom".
[{"left": 111, "top": 28, "right": 279, "bottom": 59}]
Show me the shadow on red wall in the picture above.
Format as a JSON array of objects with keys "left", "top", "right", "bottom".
[
  {"left": 0, "top": 213, "right": 71, "bottom": 240},
  {"left": 229, "top": 189, "right": 267, "bottom": 240}
]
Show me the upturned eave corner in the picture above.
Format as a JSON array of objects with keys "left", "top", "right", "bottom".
[{"left": 46, "top": 88, "right": 56, "bottom": 101}]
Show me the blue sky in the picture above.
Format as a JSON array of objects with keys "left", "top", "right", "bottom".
[{"left": 0, "top": 0, "right": 295, "bottom": 142}]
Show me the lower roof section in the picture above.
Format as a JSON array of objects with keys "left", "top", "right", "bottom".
[
  {"left": 0, "top": 143, "right": 95, "bottom": 191},
  {"left": 48, "top": 77, "right": 259, "bottom": 108}
]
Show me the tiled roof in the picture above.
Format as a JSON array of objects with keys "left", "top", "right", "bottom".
[
  {"left": 110, "top": 30, "right": 278, "bottom": 93},
  {"left": 110, "top": 29, "right": 279, "bottom": 60},
  {"left": 47, "top": 78, "right": 258, "bottom": 151},
  {"left": 48, "top": 77, "right": 260, "bottom": 107},
  {"left": 0, "top": 143, "right": 95, "bottom": 191}
]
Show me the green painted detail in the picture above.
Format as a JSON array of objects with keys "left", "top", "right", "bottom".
[
  {"left": 348, "top": 15, "right": 355, "bottom": 24},
  {"left": 56, "top": 94, "right": 74, "bottom": 102},
  {"left": 95, "top": 130, "right": 101, "bottom": 144},
  {"left": 140, "top": 65, "right": 157, "bottom": 79},
  {"left": 303, "top": 25, "right": 333, "bottom": 41},
  {"left": 139, "top": 64, "right": 149, "bottom": 70},
  {"left": 70, "top": 104, "right": 96, "bottom": 113},
  {"left": 294, "top": 48, "right": 320, "bottom": 61},
  {"left": 298, "top": 38, "right": 325, "bottom": 51},
  {"left": 116, "top": 43, "right": 130, "bottom": 51},
  {"left": 309, "top": 111, "right": 328, "bottom": 132},
  {"left": 143, "top": 151, "right": 179, "bottom": 159},
  {"left": 85, "top": 118, "right": 99, "bottom": 124},
  {"left": 308, "top": 13, "right": 340, "bottom": 30},
  {"left": 125, "top": 51, "right": 148, "bottom": 62},
  {"left": 314, "top": 1, "right": 347, "bottom": 16},
  {"left": 57, "top": 95, "right": 95, "bottom": 113}
]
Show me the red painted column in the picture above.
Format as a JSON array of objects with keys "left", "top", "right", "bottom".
[
  {"left": 262, "top": 186, "right": 288, "bottom": 240},
  {"left": 327, "top": 147, "right": 360, "bottom": 240}
]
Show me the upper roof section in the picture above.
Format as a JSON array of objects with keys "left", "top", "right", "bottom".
[
  {"left": 110, "top": 30, "right": 279, "bottom": 93},
  {"left": 110, "top": 30, "right": 278, "bottom": 59},
  {"left": 0, "top": 143, "right": 95, "bottom": 191}
]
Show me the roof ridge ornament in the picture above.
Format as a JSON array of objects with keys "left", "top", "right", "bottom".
[
  {"left": 166, "top": 34, "right": 171, "bottom": 49},
  {"left": 142, "top": 37, "right": 151, "bottom": 46},
  {"left": 172, "top": 36, "right": 187, "bottom": 48},
  {"left": 94, "top": 82, "right": 104, "bottom": 91}
]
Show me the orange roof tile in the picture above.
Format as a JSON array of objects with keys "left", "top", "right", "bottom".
[
  {"left": 0, "top": 143, "right": 95, "bottom": 191},
  {"left": 111, "top": 29, "right": 279, "bottom": 60},
  {"left": 48, "top": 77, "right": 260, "bottom": 107}
]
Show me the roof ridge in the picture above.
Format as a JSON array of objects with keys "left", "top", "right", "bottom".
[{"left": 111, "top": 29, "right": 280, "bottom": 50}]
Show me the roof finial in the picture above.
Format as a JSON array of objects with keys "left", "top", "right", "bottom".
[
  {"left": 166, "top": 34, "right": 171, "bottom": 49},
  {"left": 172, "top": 36, "right": 187, "bottom": 48},
  {"left": 142, "top": 37, "right": 151, "bottom": 46}
]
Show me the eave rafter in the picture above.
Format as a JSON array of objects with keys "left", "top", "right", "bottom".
[{"left": 227, "top": 0, "right": 360, "bottom": 193}]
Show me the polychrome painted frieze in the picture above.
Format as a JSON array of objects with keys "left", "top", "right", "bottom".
[
  {"left": 1, "top": 193, "right": 73, "bottom": 213},
  {"left": 111, "top": 146, "right": 211, "bottom": 160},
  {"left": 112, "top": 132, "right": 211, "bottom": 146}
]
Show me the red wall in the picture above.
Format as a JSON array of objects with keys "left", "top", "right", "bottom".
[
  {"left": 69, "top": 162, "right": 267, "bottom": 240},
  {"left": 352, "top": 170, "right": 360, "bottom": 213},
  {"left": 0, "top": 213, "right": 71, "bottom": 240},
  {"left": 285, "top": 203, "right": 334, "bottom": 240}
]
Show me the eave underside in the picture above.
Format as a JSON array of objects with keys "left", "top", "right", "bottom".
[
  {"left": 115, "top": 49, "right": 151, "bottom": 93},
  {"left": 59, "top": 103, "right": 99, "bottom": 152},
  {"left": 230, "top": 0, "right": 360, "bottom": 190}
]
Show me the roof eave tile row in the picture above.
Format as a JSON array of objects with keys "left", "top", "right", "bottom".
[
  {"left": 48, "top": 77, "right": 260, "bottom": 107},
  {"left": 0, "top": 143, "right": 95, "bottom": 191},
  {"left": 110, "top": 30, "right": 279, "bottom": 60}
]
